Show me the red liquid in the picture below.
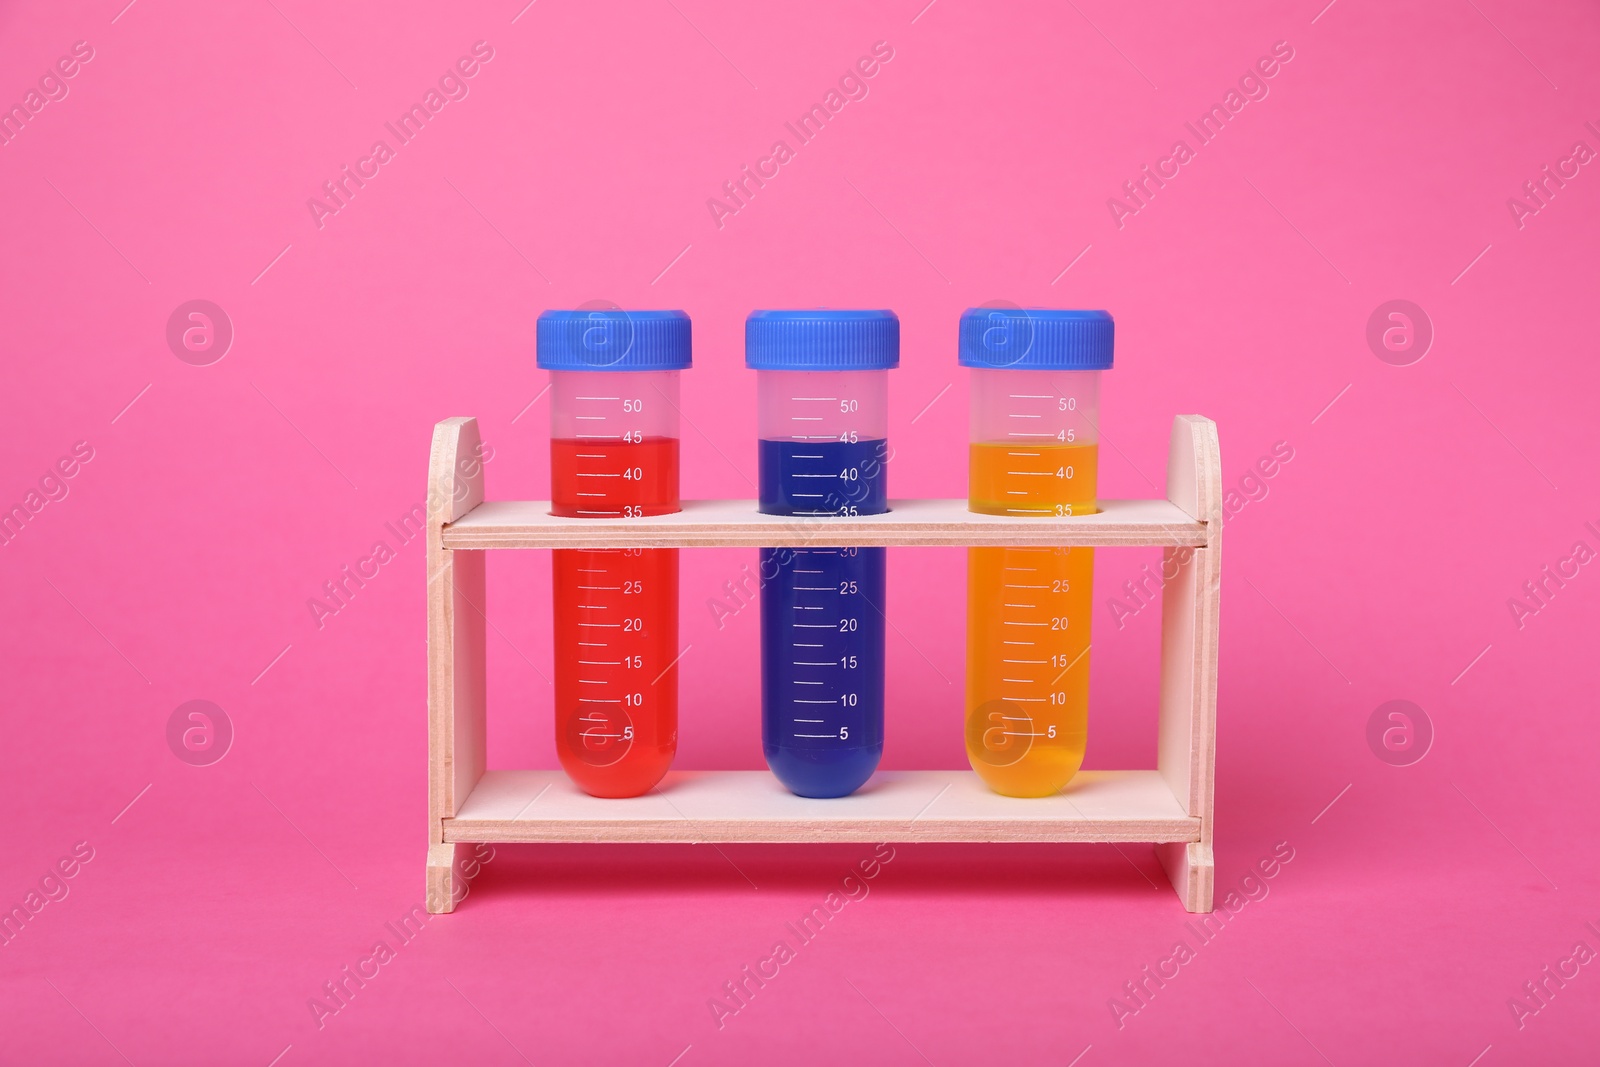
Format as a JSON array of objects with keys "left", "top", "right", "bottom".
[
  {"left": 550, "top": 437, "right": 680, "bottom": 797},
  {"left": 550, "top": 437, "right": 679, "bottom": 517},
  {"left": 552, "top": 548, "right": 679, "bottom": 797}
]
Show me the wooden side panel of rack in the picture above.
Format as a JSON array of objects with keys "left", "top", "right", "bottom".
[
  {"left": 1155, "top": 416, "right": 1222, "bottom": 912},
  {"left": 425, "top": 417, "right": 488, "bottom": 913}
]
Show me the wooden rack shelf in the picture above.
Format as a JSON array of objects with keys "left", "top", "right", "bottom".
[
  {"left": 445, "top": 770, "right": 1200, "bottom": 844},
  {"left": 425, "top": 415, "right": 1221, "bottom": 912},
  {"left": 443, "top": 497, "right": 1207, "bottom": 550}
]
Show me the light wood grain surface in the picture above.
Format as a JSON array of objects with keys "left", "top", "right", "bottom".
[
  {"left": 442, "top": 497, "right": 1207, "bottom": 549},
  {"left": 444, "top": 769, "right": 1202, "bottom": 844}
]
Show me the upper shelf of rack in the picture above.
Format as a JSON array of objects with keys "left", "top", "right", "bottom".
[{"left": 440, "top": 497, "right": 1207, "bottom": 549}]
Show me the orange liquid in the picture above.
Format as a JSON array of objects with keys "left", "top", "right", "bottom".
[
  {"left": 968, "top": 441, "right": 1098, "bottom": 517},
  {"left": 966, "top": 443, "right": 1098, "bottom": 797}
]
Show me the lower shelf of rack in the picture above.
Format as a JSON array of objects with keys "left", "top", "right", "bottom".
[{"left": 442, "top": 769, "right": 1201, "bottom": 844}]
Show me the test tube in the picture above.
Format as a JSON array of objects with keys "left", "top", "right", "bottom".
[
  {"left": 747, "top": 310, "right": 898, "bottom": 798},
  {"left": 538, "top": 309, "right": 690, "bottom": 798},
  {"left": 960, "top": 308, "right": 1112, "bottom": 797}
]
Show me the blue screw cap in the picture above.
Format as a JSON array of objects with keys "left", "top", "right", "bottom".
[
  {"left": 745, "top": 310, "right": 900, "bottom": 371},
  {"left": 537, "top": 309, "right": 692, "bottom": 371},
  {"left": 958, "top": 308, "right": 1114, "bottom": 370}
]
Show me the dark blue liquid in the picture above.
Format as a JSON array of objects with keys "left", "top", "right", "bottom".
[
  {"left": 758, "top": 546, "right": 886, "bottom": 797},
  {"left": 758, "top": 438, "right": 889, "bottom": 516},
  {"left": 758, "top": 439, "right": 888, "bottom": 797}
]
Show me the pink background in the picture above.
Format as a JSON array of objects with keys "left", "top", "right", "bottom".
[{"left": 4, "top": 0, "right": 1599, "bottom": 1063}]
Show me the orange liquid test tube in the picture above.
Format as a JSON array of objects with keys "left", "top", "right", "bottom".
[{"left": 959, "top": 309, "right": 1113, "bottom": 797}]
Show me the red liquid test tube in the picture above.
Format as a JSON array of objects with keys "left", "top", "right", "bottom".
[{"left": 538, "top": 310, "right": 690, "bottom": 798}]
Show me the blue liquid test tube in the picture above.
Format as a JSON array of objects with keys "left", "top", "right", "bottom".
[{"left": 746, "top": 310, "right": 899, "bottom": 798}]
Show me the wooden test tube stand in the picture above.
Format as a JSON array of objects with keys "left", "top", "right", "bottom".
[{"left": 424, "top": 415, "right": 1220, "bottom": 912}]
